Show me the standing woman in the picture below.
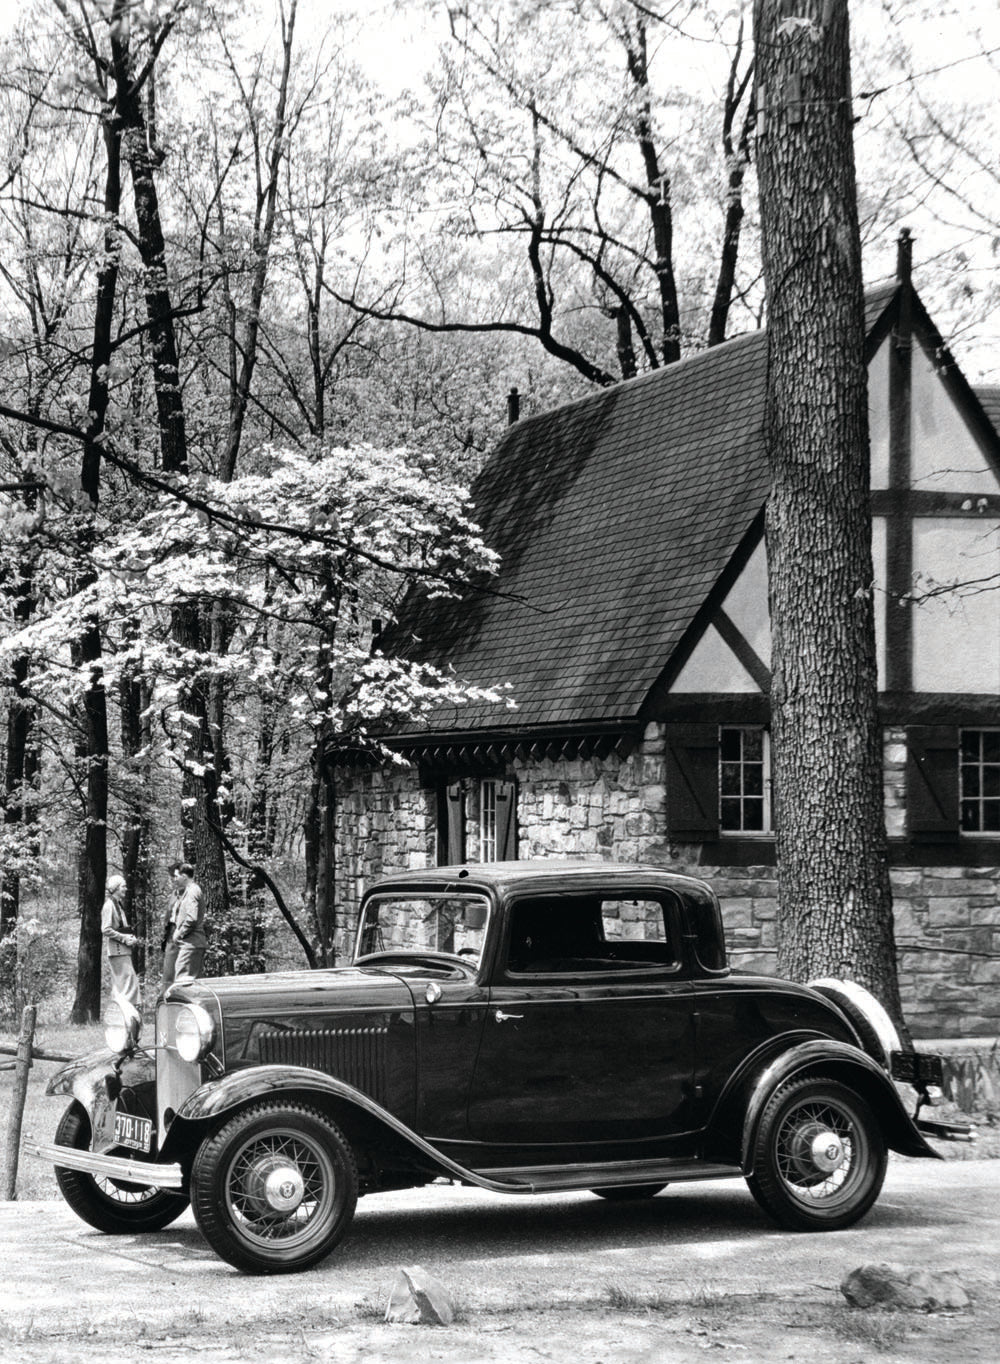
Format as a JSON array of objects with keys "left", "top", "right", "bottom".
[{"left": 102, "top": 874, "right": 140, "bottom": 1042}]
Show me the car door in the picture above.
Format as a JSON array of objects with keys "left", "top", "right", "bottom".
[
  {"left": 407, "top": 968, "right": 491, "bottom": 1143},
  {"left": 467, "top": 891, "right": 697, "bottom": 1149}
]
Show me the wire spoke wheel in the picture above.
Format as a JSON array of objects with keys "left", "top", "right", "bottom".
[
  {"left": 225, "top": 1128, "right": 333, "bottom": 1246},
  {"left": 98, "top": 1173, "right": 165, "bottom": 1205},
  {"left": 191, "top": 1102, "right": 358, "bottom": 1273},
  {"left": 53, "top": 1102, "right": 189, "bottom": 1234},
  {"left": 746, "top": 1078, "right": 887, "bottom": 1231}
]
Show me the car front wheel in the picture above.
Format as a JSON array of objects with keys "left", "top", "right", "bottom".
[
  {"left": 190, "top": 1101, "right": 358, "bottom": 1273},
  {"left": 746, "top": 1078, "right": 887, "bottom": 1231},
  {"left": 53, "top": 1101, "right": 189, "bottom": 1234}
]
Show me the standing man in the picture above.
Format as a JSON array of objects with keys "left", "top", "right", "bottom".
[
  {"left": 172, "top": 862, "right": 207, "bottom": 985},
  {"left": 102, "top": 874, "right": 140, "bottom": 1042},
  {"left": 160, "top": 862, "right": 182, "bottom": 995}
]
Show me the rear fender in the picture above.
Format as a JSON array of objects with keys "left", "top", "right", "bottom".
[{"left": 737, "top": 1040, "right": 941, "bottom": 1173}]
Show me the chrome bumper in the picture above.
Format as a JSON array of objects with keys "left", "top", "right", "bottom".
[{"left": 23, "top": 1140, "right": 184, "bottom": 1190}]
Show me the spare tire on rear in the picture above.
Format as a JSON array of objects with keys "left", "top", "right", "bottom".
[{"left": 808, "top": 978, "right": 899, "bottom": 1068}]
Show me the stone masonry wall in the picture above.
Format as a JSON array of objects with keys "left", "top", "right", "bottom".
[
  {"left": 336, "top": 722, "right": 1000, "bottom": 1039},
  {"left": 333, "top": 767, "right": 437, "bottom": 955}
]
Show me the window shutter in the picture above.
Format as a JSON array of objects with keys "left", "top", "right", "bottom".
[
  {"left": 495, "top": 779, "right": 518, "bottom": 860},
  {"left": 437, "top": 782, "right": 467, "bottom": 864},
  {"left": 906, "top": 726, "right": 959, "bottom": 841},
  {"left": 666, "top": 724, "right": 720, "bottom": 839}
]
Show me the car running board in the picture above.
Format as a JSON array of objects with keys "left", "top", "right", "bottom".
[
  {"left": 471, "top": 1157, "right": 742, "bottom": 1194},
  {"left": 915, "top": 1116, "right": 976, "bottom": 1143}
]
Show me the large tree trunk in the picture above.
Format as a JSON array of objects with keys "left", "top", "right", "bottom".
[
  {"left": 69, "top": 112, "right": 121, "bottom": 1023},
  {"left": 120, "top": 664, "right": 153, "bottom": 976},
  {"left": 111, "top": 35, "right": 229, "bottom": 928},
  {"left": 753, "top": 1, "right": 905, "bottom": 1031},
  {"left": 70, "top": 644, "right": 109, "bottom": 1022},
  {"left": 218, "top": 0, "right": 297, "bottom": 481},
  {"left": 623, "top": 18, "right": 681, "bottom": 364},
  {"left": 0, "top": 518, "right": 37, "bottom": 941}
]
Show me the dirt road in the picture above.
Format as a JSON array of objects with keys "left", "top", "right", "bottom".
[{"left": 1, "top": 1158, "right": 998, "bottom": 1363}]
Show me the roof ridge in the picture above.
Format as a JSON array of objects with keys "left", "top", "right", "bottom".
[
  {"left": 505, "top": 327, "right": 767, "bottom": 436},
  {"left": 507, "top": 282, "right": 900, "bottom": 435}
]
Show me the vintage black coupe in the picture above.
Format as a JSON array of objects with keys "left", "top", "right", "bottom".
[{"left": 30, "top": 862, "right": 956, "bottom": 1273}]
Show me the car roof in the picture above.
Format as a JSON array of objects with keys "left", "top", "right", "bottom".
[{"left": 366, "top": 860, "right": 713, "bottom": 898}]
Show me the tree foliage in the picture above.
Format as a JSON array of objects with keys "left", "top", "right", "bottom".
[{"left": 0, "top": 0, "right": 997, "bottom": 1016}]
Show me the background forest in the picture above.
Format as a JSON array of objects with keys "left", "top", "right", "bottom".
[{"left": 1, "top": 0, "right": 998, "bottom": 1023}]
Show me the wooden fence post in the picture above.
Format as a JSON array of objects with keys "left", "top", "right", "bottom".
[{"left": 2, "top": 1004, "right": 36, "bottom": 1200}]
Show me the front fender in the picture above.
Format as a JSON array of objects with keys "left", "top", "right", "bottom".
[
  {"left": 173, "top": 1064, "right": 527, "bottom": 1194},
  {"left": 740, "top": 1040, "right": 941, "bottom": 1171},
  {"left": 44, "top": 1047, "right": 157, "bottom": 1153}
]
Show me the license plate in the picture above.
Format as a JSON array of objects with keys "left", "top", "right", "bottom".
[
  {"left": 891, "top": 1050, "right": 944, "bottom": 1088},
  {"left": 113, "top": 1111, "right": 153, "bottom": 1153}
]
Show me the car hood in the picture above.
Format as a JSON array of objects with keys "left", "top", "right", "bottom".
[
  {"left": 165, "top": 966, "right": 419, "bottom": 1080},
  {"left": 173, "top": 965, "right": 414, "bottom": 1018}
]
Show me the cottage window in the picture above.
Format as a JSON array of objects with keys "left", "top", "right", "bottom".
[
  {"left": 479, "top": 779, "right": 498, "bottom": 861},
  {"left": 719, "top": 727, "right": 772, "bottom": 834},
  {"left": 435, "top": 777, "right": 518, "bottom": 864},
  {"left": 960, "top": 729, "right": 1000, "bottom": 834}
]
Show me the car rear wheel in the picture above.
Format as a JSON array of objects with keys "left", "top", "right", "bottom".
[
  {"left": 53, "top": 1101, "right": 189, "bottom": 1234},
  {"left": 590, "top": 1184, "right": 667, "bottom": 1200},
  {"left": 190, "top": 1101, "right": 358, "bottom": 1274},
  {"left": 746, "top": 1078, "right": 887, "bottom": 1231}
]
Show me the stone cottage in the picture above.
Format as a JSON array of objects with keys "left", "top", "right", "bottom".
[{"left": 334, "top": 253, "right": 1000, "bottom": 1040}]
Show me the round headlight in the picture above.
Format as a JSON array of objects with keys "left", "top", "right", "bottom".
[
  {"left": 174, "top": 1004, "right": 215, "bottom": 1063},
  {"left": 104, "top": 1002, "right": 130, "bottom": 1053}
]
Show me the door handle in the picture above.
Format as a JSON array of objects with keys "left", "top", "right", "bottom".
[{"left": 494, "top": 1010, "right": 524, "bottom": 1023}]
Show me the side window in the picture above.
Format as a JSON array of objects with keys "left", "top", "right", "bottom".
[
  {"left": 960, "top": 729, "right": 1000, "bottom": 834},
  {"left": 479, "top": 779, "right": 498, "bottom": 860},
  {"left": 719, "top": 726, "right": 772, "bottom": 834},
  {"left": 599, "top": 898, "right": 675, "bottom": 959},
  {"left": 506, "top": 895, "right": 678, "bottom": 975}
]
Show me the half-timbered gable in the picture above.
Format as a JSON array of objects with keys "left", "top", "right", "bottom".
[{"left": 334, "top": 263, "right": 1000, "bottom": 1038}]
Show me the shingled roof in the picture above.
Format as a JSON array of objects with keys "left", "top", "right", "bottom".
[
  {"left": 976, "top": 386, "right": 1000, "bottom": 437},
  {"left": 389, "top": 283, "right": 900, "bottom": 743}
]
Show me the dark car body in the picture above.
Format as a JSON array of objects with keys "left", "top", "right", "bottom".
[{"left": 29, "top": 862, "right": 955, "bottom": 1273}]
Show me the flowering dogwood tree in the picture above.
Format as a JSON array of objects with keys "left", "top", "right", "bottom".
[{"left": 1, "top": 439, "right": 509, "bottom": 969}]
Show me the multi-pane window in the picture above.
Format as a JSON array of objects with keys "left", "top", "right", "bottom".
[
  {"left": 719, "top": 726, "right": 771, "bottom": 833},
  {"left": 436, "top": 777, "right": 517, "bottom": 863},
  {"left": 479, "top": 779, "right": 498, "bottom": 861},
  {"left": 960, "top": 729, "right": 1000, "bottom": 834}
]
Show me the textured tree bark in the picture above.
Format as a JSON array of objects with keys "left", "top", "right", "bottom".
[
  {"left": 69, "top": 112, "right": 120, "bottom": 1024},
  {"left": 753, "top": 1, "right": 906, "bottom": 1032},
  {"left": 0, "top": 538, "right": 37, "bottom": 942},
  {"left": 107, "top": 28, "right": 229, "bottom": 932},
  {"left": 120, "top": 665, "right": 153, "bottom": 975}
]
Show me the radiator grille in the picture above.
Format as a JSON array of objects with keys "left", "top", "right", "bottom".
[{"left": 258, "top": 1024, "right": 388, "bottom": 1104}]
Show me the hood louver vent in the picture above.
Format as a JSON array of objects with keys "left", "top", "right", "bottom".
[{"left": 258, "top": 1024, "right": 388, "bottom": 1104}]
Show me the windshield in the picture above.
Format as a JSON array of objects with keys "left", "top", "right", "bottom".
[{"left": 353, "top": 893, "right": 491, "bottom": 967}]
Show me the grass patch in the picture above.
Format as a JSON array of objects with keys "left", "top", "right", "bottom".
[
  {"left": 689, "top": 1285, "right": 731, "bottom": 1313},
  {"left": 0, "top": 1021, "right": 104, "bottom": 1199},
  {"left": 604, "top": 1282, "right": 675, "bottom": 1314},
  {"left": 832, "top": 1306, "right": 911, "bottom": 1352}
]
